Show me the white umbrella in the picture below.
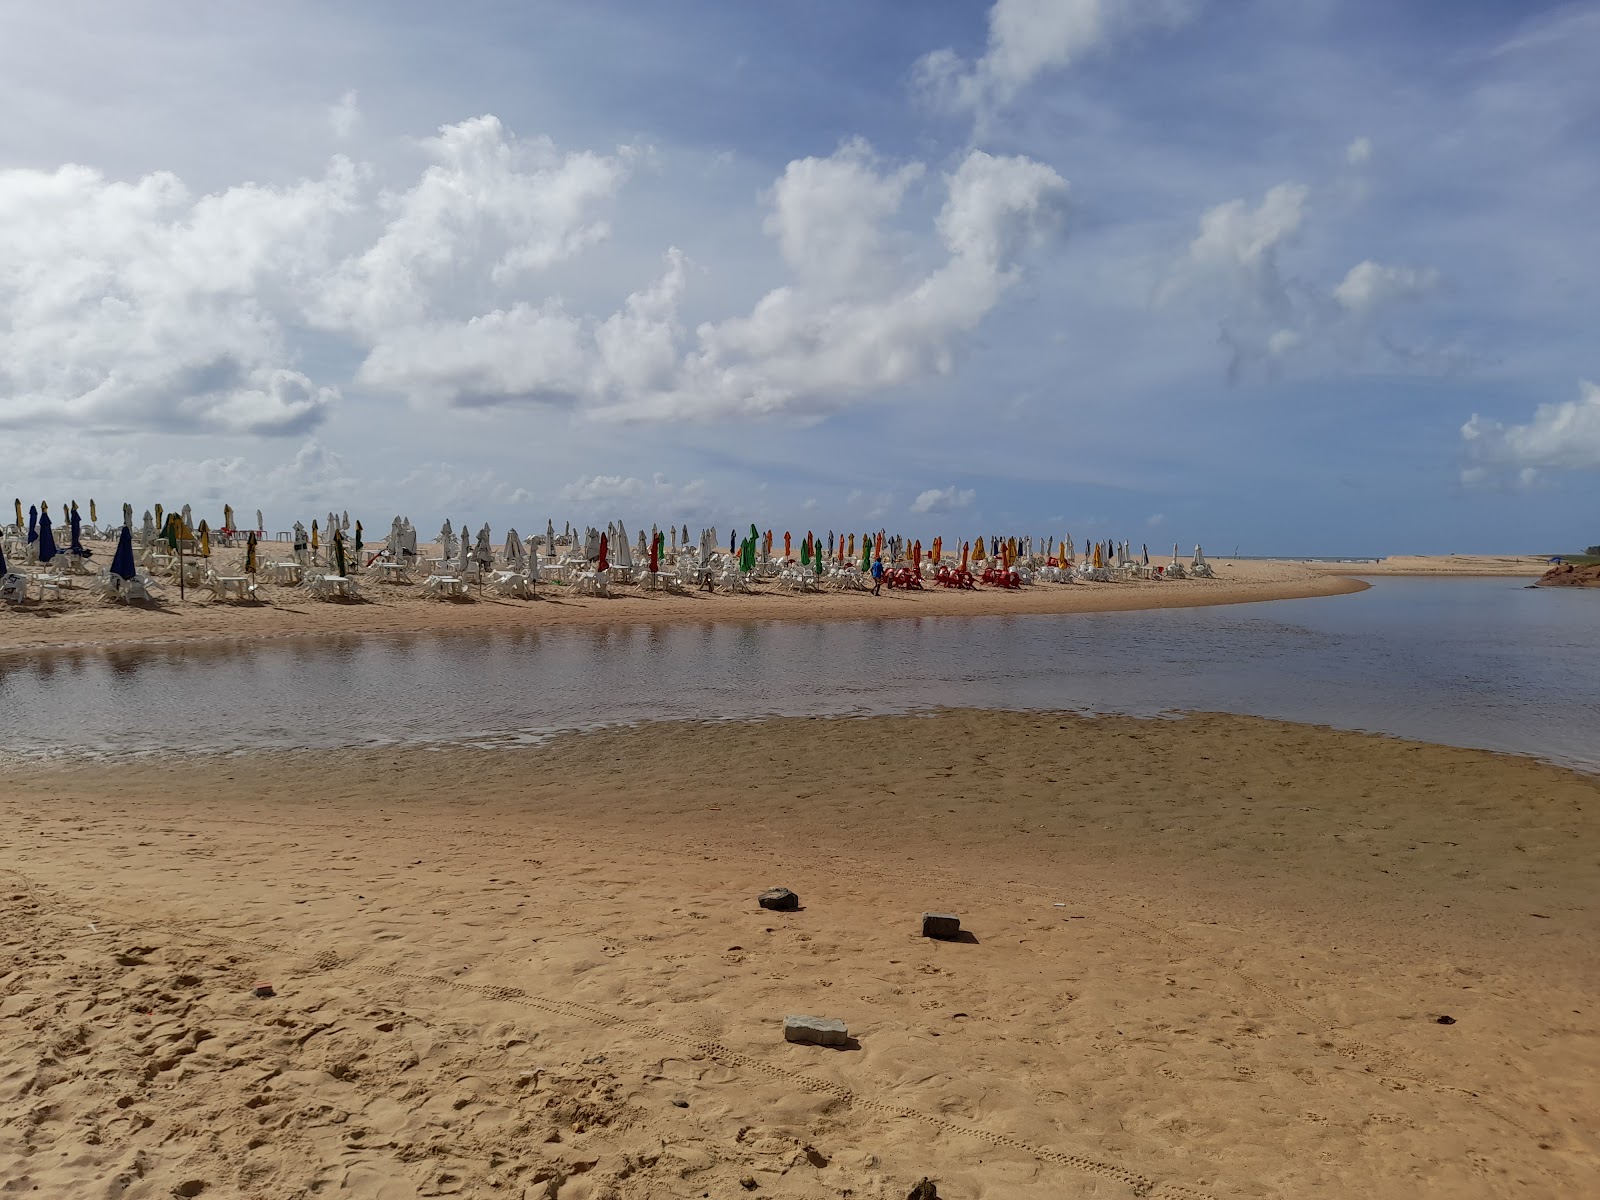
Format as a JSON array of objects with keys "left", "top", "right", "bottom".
[
  {"left": 439, "top": 519, "right": 457, "bottom": 561},
  {"left": 615, "top": 522, "right": 633, "bottom": 570},
  {"left": 504, "top": 528, "right": 524, "bottom": 572},
  {"left": 122, "top": 502, "right": 133, "bottom": 530},
  {"left": 457, "top": 529, "right": 470, "bottom": 573},
  {"left": 475, "top": 523, "right": 493, "bottom": 570},
  {"left": 140, "top": 510, "right": 155, "bottom": 546},
  {"left": 402, "top": 520, "right": 417, "bottom": 559},
  {"left": 342, "top": 510, "right": 350, "bottom": 531},
  {"left": 547, "top": 518, "right": 556, "bottom": 558},
  {"left": 256, "top": 509, "right": 264, "bottom": 532}
]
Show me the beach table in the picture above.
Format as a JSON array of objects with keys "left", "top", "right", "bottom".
[
  {"left": 212, "top": 575, "right": 253, "bottom": 601},
  {"left": 33, "top": 574, "right": 71, "bottom": 600},
  {"left": 423, "top": 575, "right": 468, "bottom": 599},
  {"left": 373, "top": 561, "right": 413, "bottom": 585},
  {"left": 267, "top": 561, "right": 303, "bottom": 585},
  {"left": 304, "top": 574, "right": 356, "bottom": 600}
]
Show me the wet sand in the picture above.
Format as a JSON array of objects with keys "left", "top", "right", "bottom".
[
  {"left": 0, "top": 548, "right": 1364, "bottom": 656},
  {"left": 2, "top": 710, "right": 1595, "bottom": 1198}
]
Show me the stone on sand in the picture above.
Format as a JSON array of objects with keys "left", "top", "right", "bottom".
[
  {"left": 758, "top": 887, "right": 799, "bottom": 911},
  {"left": 783, "top": 1015, "right": 848, "bottom": 1046},
  {"left": 921, "top": 912, "right": 961, "bottom": 939}
]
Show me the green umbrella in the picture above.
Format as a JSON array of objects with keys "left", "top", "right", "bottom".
[
  {"left": 860, "top": 534, "right": 871, "bottom": 573},
  {"left": 334, "top": 528, "right": 347, "bottom": 577}
]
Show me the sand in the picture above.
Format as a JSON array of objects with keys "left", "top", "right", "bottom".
[
  {"left": 0, "top": 546, "right": 1365, "bottom": 656},
  {"left": 1310, "top": 555, "right": 1550, "bottom": 577},
  {"left": 3, "top": 710, "right": 1595, "bottom": 1199}
]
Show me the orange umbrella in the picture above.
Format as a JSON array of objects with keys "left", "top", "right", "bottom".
[{"left": 783, "top": 531, "right": 791, "bottom": 559}]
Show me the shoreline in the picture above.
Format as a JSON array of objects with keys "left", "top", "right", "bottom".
[
  {"left": 0, "top": 558, "right": 1369, "bottom": 657},
  {"left": 3, "top": 708, "right": 1594, "bottom": 1198}
]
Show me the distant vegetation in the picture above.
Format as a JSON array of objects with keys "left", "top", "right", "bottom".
[{"left": 1588, "top": 545, "right": 1600, "bottom": 557}]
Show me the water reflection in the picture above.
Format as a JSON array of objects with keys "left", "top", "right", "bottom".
[{"left": 1, "top": 579, "right": 1595, "bottom": 770}]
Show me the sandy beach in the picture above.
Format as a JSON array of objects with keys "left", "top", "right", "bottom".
[
  {"left": 0, "top": 547, "right": 1367, "bottom": 656},
  {"left": 1306, "top": 555, "right": 1550, "bottom": 577},
  {"left": 2, "top": 710, "right": 1595, "bottom": 1199}
]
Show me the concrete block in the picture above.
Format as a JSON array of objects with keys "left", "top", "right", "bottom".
[
  {"left": 921, "top": 912, "right": 961, "bottom": 939},
  {"left": 784, "top": 1015, "right": 848, "bottom": 1047}
]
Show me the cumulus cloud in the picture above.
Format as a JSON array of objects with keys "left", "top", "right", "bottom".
[
  {"left": 1345, "top": 136, "right": 1373, "bottom": 166},
  {"left": 370, "top": 142, "right": 1068, "bottom": 422},
  {"left": 311, "top": 115, "right": 637, "bottom": 338},
  {"left": 910, "top": 485, "right": 976, "bottom": 514},
  {"left": 1461, "top": 380, "right": 1600, "bottom": 484},
  {"left": 1163, "top": 182, "right": 1446, "bottom": 378},
  {"left": 1332, "top": 260, "right": 1440, "bottom": 315},
  {"left": 0, "top": 159, "right": 356, "bottom": 435},
  {"left": 916, "top": 0, "right": 1197, "bottom": 115}
]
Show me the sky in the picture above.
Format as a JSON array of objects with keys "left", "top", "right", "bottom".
[{"left": 2, "top": 0, "right": 1597, "bottom": 555}]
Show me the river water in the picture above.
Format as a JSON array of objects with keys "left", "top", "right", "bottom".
[{"left": 2, "top": 578, "right": 1595, "bottom": 770}]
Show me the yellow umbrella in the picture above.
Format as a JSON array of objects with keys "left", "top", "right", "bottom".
[
  {"left": 1093, "top": 543, "right": 1103, "bottom": 569},
  {"left": 311, "top": 520, "right": 320, "bottom": 550},
  {"left": 973, "top": 536, "right": 985, "bottom": 562},
  {"left": 89, "top": 499, "right": 97, "bottom": 522},
  {"left": 155, "top": 503, "right": 164, "bottom": 530},
  {"left": 245, "top": 533, "right": 258, "bottom": 575},
  {"left": 13, "top": 499, "right": 20, "bottom": 526},
  {"left": 224, "top": 504, "right": 235, "bottom": 530},
  {"left": 198, "top": 520, "right": 211, "bottom": 557}
]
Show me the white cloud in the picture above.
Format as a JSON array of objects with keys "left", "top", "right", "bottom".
[
  {"left": 910, "top": 485, "right": 976, "bottom": 514},
  {"left": 1332, "top": 260, "right": 1440, "bottom": 315},
  {"left": 916, "top": 0, "right": 1197, "bottom": 115},
  {"left": 311, "top": 115, "right": 637, "bottom": 339},
  {"left": 1345, "top": 136, "right": 1373, "bottom": 166},
  {"left": 367, "top": 142, "right": 1068, "bottom": 423},
  {"left": 1461, "top": 380, "right": 1600, "bottom": 483},
  {"left": 1164, "top": 182, "right": 1446, "bottom": 378},
  {"left": 0, "top": 159, "right": 356, "bottom": 435},
  {"left": 328, "top": 89, "right": 362, "bottom": 140}
]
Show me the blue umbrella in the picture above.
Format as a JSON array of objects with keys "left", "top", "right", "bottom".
[
  {"left": 70, "top": 506, "right": 86, "bottom": 557},
  {"left": 38, "top": 511, "right": 57, "bottom": 563},
  {"left": 0, "top": 541, "right": 7, "bottom": 576},
  {"left": 27, "top": 505, "right": 37, "bottom": 545},
  {"left": 110, "top": 525, "right": 136, "bottom": 581}
]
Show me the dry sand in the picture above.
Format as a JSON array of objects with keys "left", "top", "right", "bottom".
[
  {"left": 1308, "top": 555, "right": 1550, "bottom": 577},
  {"left": 0, "top": 548, "right": 1365, "bottom": 656},
  {"left": 3, "top": 711, "right": 1595, "bottom": 1199}
]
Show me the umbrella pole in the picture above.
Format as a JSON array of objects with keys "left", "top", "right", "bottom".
[{"left": 178, "top": 535, "right": 185, "bottom": 602}]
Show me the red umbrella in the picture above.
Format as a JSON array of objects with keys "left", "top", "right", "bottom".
[
  {"left": 649, "top": 536, "right": 659, "bottom": 574},
  {"left": 960, "top": 541, "right": 969, "bottom": 571},
  {"left": 598, "top": 533, "right": 609, "bottom": 573},
  {"left": 783, "top": 531, "right": 791, "bottom": 560},
  {"left": 913, "top": 540, "right": 922, "bottom": 572}
]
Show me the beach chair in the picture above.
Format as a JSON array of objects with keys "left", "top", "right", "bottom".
[
  {"left": 570, "top": 570, "right": 610, "bottom": 598},
  {"left": 0, "top": 573, "right": 27, "bottom": 604},
  {"left": 491, "top": 571, "right": 535, "bottom": 599}
]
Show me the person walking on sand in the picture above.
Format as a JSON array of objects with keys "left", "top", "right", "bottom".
[{"left": 871, "top": 553, "right": 885, "bottom": 596}]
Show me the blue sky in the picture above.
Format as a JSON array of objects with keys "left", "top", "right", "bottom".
[{"left": 3, "top": 0, "right": 1596, "bottom": 553}]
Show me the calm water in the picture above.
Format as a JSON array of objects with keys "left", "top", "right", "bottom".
[{"left": 1, "top": 578, "right": 1595, "bottom": 770}]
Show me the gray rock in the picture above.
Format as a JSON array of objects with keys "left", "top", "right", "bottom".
[
  {"left": 784, "top": 1015, "right": 848, "bottom": 1047},
  {"left": 921, "top": 912, "right": 961, "bottom": 939},
  {"left": 758, "top": 887, "right": 800, "bottom": 911}
]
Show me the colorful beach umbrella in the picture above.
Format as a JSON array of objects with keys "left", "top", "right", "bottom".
[
  {"left": 245, "top": 531, "right": 258, "bottom": 575},
  {"left": 334, "top": 528, "right": 347, "bottom": 577},
  {"left": 224, "top": 504, "right": 235, "bottom": 531},
  {"left": 598, "top": 532, "right": 609, "bottom": 573},
  {"left": 89, "top": 499, "right": 97, "bottom": 523},
  {"left": 12, "top": 499, "right": 20, "bottom": 528},
  {"left": 860, "top": 535, "right": 871, "bottom": 573},
  {"left": 197, "top": 520, "right": 211, "bottom": 558},
  {"left": 311, "top": 520, "right": 320, "bottom": 552}
]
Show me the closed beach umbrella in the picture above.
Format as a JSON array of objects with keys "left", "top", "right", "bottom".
[
  {"left": 598, "top": 532, "right": 609, "bottom": 573},
  {"left": 107, "top": 525, "right": 136, "bottom": 583},
  {"left": 224, "top": 504, "right": 235, "bottom": 531},
  {"left": 354, "top": 520, "right": 363, "bottom": 554},
  {"left": 311, "top": 520, "right": 320, "bottom": 553},
  {"left": 197, "top": 520, "right": 211, "bottom": 558},
  {"left": 961, "top": 541, "right": 969, "bottom": 571},
  {"left": 334, "top": 529, "right": 347, "bottom": 577},
  {"left": 38, "top": 510, "right": 57, "bottom": 563},
  {"left": 458, "top": 530, "right": 470, "bottom": 573},
  {"left": 89, "top": 499, "right": 97, "bottom": 523},
  {"left": 505, "top": 528, "right": 522, "bottom": 570},
  {"left": 256, "top": 509, "right": 264, "bottom": 532},
  {"left": 12, "top": 499, "right": 20, "bottom": 529},
  {"left": 342, "top": 510, "right": 350, "bottom": 531},
  {"left": 70, "top": 505, "right": 85, "bottom": 557},
  {"left": 800, "top": 535, "right": 810, "bottom": 566},
  {"left": 140, "top": 510, "right": 155, "bottom": 545},
  {"left": 110, "top": 525, "right": 136, "bottom": 581},
  {"left": 615, "top": 523, "right": 633, "bottom": 570},
  {"left": 182, "top": 503, "right": 192, "bottom": 531},
  {"left": 245, "top": 531, "right": 258, "bottom": 575},
  {"left": 860, "top": 536, "right": 871, "bottom": 573},
  {"left": 784, "top": 531, "right": 792, "bottom": 560},
  {"left": 649, "top": 535, "right": 659, "bottom": 574},
  {"left": 154, "top": 503, "right": 164, "bottom": 532},
  {"left": 27, "top": 505, "right": 37, "bottom": 545},
  {"left": 122, "top": 502, "right": 132, "bottom": 530},
  {"left": 0, "top": 541, "right": 7, "bottom": 576}
]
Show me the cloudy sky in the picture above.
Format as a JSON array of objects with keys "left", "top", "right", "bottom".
[{"left": 3, "top": 0, "right": 1596, "bottom": 554}]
